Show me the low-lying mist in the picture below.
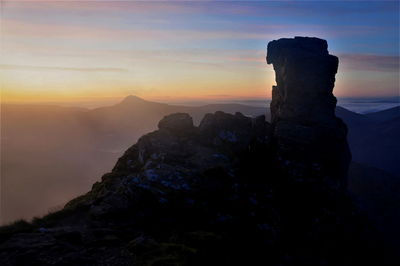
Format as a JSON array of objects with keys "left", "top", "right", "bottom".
[
  {"left": 1, "top": 96, "right": 399, "bottom": 225},
  {"left": 0, "top": 97, "right": 266, "bottom": 224}
]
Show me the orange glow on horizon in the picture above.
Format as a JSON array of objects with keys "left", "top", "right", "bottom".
[
  {"left": 0, "top": 89, "right": 273, "bottom": 105},
  {"left": 0, "top": 1, "right": 398, "bottom": 107}
]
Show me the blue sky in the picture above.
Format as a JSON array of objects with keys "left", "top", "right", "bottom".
[{"left": 1, "top": 1, "right": 399, "bottom": 103}]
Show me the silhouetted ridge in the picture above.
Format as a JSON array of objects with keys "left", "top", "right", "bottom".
[{"left": 365, "top": 105, "right": 400, "bottom": 122}]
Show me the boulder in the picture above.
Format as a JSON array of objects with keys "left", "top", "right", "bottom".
[{"left": 158, "top": 113, "right": 194, "bottom": 134}]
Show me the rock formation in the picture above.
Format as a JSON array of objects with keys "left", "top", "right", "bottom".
[
  {"left": 0, "top": 37, "right": 383, "bottom": 266},
  {"left": 267, "top": 37, "right": 351, "bottom": 191}
]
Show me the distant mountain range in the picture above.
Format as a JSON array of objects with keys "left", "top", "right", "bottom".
[
  {"left": 1, "top": 96, "right": 399, "bottom": 225},
  {"left": 336, "top": 105, "right": 400, "bottom": 175}
]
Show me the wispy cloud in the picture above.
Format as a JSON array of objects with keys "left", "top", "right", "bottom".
[
  {"left": 2, "top": 19, "right": 281, "bottom": 41},
  {"left": 5, "top": 1, "right": 397, "bottom": 17},
  {"left": 339, "top": 54, "right": 400, "bottom": 72},
  {"left": 0, "top": 64, "right": 127, "bottom": 72}
]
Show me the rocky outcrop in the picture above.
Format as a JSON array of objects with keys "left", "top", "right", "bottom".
[
  {"left": 0, "top": 112, "right": 277, "bottom": 265},
  {"left": 0, "top": 110, "right": 380, "bottom": 266},
  {"left": 267, "top": 36, "right": 351, "bottom": 191},
  {"left": 157, "top": 113, "right": 195, "bottom": 134},
  {"left": 0, "top": 37, "right": 383, "bottom": 266}
]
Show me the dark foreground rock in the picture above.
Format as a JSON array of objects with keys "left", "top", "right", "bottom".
[
  {"left": 0, "top": 37, "right": 386, "bottom": 265},
  {"left": 0, "top": 111, "right": 384, "bottom": 266}
]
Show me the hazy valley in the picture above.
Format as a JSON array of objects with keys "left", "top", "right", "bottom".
[{"left": 1, "top": 96, "right": 399, "bottom": 226}]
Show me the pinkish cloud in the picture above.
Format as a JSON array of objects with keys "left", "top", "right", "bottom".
[
  {"left": 2, "top": 19, "right": 281, "bottom": 41},
  {"left": 339, "top": 53, "right": 400, "bottom": 72},
  {"left": 0, "top": 64, "right": 127, "bottom": 72}
]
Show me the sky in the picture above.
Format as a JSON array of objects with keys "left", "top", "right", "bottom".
[{"left": 0, "top": 0, "right": 399, "bottom": 104}]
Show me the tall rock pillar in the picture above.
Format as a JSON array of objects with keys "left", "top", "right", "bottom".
[{"left": 267, "top": 37, "right": 351, "bottom": 191}]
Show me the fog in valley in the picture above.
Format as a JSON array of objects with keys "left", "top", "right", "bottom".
[
  {"left": 1, "top": 95, "right": 399, "bottom": 227},
  {"left": 0, "top": 96, "right": 266, "bottom": 224}
]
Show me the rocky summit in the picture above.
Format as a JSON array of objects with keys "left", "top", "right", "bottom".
[
  {"left": 267, "top": 37, "right": 351, "bottom": 192},
  {"left": 0, "top": 37, "right": 384, "bottom": 266}
]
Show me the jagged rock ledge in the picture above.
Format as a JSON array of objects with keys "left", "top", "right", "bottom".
[
  {"left": 65, "top": 111, "right": 270, "bottom": 217},
  {"left": 0, "top": 111, "right": 380, "bottom": 265}
]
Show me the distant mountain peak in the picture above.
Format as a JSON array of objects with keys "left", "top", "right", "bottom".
[{"left": 120, "top": 95, "right": 147, "bottom": 104}]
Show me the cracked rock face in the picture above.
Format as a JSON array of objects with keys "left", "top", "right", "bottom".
[{"left": 267, "top": 36, "right": 351, "bottom": 190}]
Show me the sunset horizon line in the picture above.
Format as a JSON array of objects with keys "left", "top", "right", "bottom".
[{"left": 1, "top": 93, "right": 399, "bottom": 108}]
